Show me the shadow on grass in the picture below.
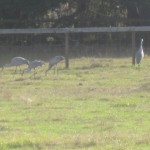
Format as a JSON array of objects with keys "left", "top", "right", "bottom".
[
  {"left": 6, "top": 140, "right": 96, "bottom": 150},
  {"left": 113, "top": 103, "right": 137, "bottom": 108},
  {"left": 75, "top": 63, "right": 111, "bottom": 70},
  {"left": 14, "top": 78, "right": 27, "bottom": 81},
  {"left": 73, "top": 140, "right": 96, "bottom": 149},
  {"left": 6, "top": 141, "right": 58, "bottom": 150},
  {"left": 0, "top": 125, "right": 11, "bottom": 132},
  {"left": 99, "top": 98, "right": 111, "bottom": 102},
  {"left": 140, "top": 82, "right": 150, "bottom": 91}
]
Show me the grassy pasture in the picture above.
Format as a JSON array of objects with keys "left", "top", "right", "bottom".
[{"left": 0, "top": 57, "right": 150, "bottom": 150}]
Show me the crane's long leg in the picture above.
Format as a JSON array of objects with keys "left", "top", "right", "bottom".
[
  {"left": 54, "top": 65, "right": 56, "bottom": 74},
  {"left": 34, "top": 69, "right": 36, "bottom": 79},
  {"left": 22, "top": 69, "right": 25, "bottom": 76},
  {"left": 19, "top": 66, "right": 22, "bottom": 74},
  {"left": 138, "top": 64, "right": 141, "bottom": 71},
  {"left": 22, "top": 68, "right": 30, "bottom": 77},
  {"left": 45, "top": 65, "right": 52, "bottom": 76},
  {"left": 56, "top": 64, "right": 58, "bottom": 74},
  {"left": 13, "top": 66, "right": 17, "bottom": 74}
]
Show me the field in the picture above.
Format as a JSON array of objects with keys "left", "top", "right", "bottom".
[{"left": 0, "top": 57, "right": 150, "bottom": 150}]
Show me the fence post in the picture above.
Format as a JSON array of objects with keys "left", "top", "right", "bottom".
[
  {"left": 65, "top": 33, "right": 69, "bottom": 68},
  {"left": 132, "top": 31, "right": 136, "bottom": 65}
]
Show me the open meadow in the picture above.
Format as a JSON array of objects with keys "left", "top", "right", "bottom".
[{"left": 0, "top": 57, "right": 150, "bottom": 150}]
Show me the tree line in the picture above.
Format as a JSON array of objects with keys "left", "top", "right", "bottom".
[
  {"left": 0, "top": 0, "right": 150, "bottom": 57},
  {"left": 0, "top": 0, "right": 150, "bottom": 28}
]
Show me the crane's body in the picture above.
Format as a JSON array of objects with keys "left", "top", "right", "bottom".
[
  {"left": 135, "top": 38, "right": 144, "bottom": 66},
  {"left": 23, "top": 60, "right": 45, "bottom": 78},
  {"left": 26, "top": 60, "right": 45, "bottom": 71},
  {"left": 4, "top": 57, "right": 29, "bottom": 73},
  {"left": 45, "top": 56, "right": 64, "bottom": 75}
]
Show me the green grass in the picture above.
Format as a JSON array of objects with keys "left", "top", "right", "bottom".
[{"left": 0, "top": 57, "right": 150, "bottom": 149}]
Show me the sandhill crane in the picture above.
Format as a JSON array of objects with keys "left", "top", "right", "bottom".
[
  {"left": 4, "top": 57, "right": 29, "bottom": 73},
  {"left": 45, "top": 56, "right": 64, "bottom": 75},
  {"left": 22, "top": 60, "right": 45, "bottom": 78},
  {"left": 135, "top": 38, "right": 144, "bottom": 68}
]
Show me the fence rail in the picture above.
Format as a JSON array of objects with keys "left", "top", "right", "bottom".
[
  {"left": 0, "top": 26, "right": 150, "bottom": 34},
  {"left": 0, "top": 26, "right": 150, "bottom": 67}
]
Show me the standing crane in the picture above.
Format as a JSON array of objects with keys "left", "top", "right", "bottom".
[
  {"left": 45, "top": 56, "right": 64, "bottom": 75},
  {"left": 135, "top": 38, "right": 144, "bottom": 68},
  {"left": 22, "top": 60, "right": 45, "bottom": 78},
  {"left": 3, "top": 57, "right": 29, "bottom": 73}
]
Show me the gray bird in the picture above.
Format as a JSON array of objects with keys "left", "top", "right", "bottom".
[
  {"left": 22, "top": 60, "right": 45, "bottom": 78},
  {"left": 135, "top": 38, "right": 144, "bottom": 67},
  {"left": 45, "top": 56, "right": 64, "bottom": 75},
  {"left": 4, "top": 57, "right": 29, "bottom": 73}
]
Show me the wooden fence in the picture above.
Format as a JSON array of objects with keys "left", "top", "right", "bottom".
[{"left": 0, "top": 26, "right": 150, "bottom": 68}]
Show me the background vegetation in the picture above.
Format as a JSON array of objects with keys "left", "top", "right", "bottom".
[
  {"left": 0, "top": 0, "right": 150, "bottom": 57},
  {"left": 1, "top": 0, "right": 150, "bottom": 28}
]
